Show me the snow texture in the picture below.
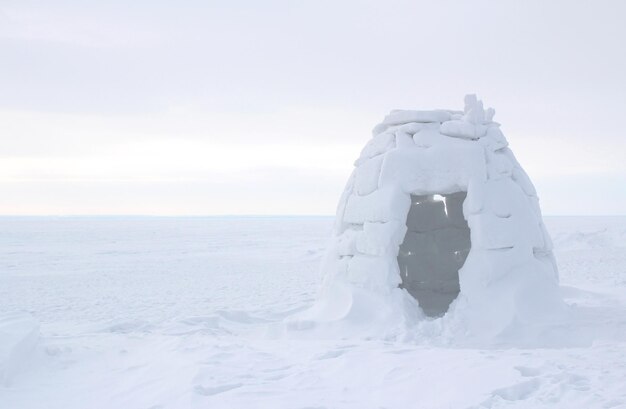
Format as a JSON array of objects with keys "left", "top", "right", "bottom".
[
  {"left": 0, "top": 216, "right": 625, "bottom": 408},
  {"left": 288, "top": 95, "right": 564, "bottom": 343},
  {"left": 0, "top": 313, "right": 38, "bottom": 386}
]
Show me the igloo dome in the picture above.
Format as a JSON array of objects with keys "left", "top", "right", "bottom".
[{"left": 287, "top": 95, "right": 564, "bottom": 342}]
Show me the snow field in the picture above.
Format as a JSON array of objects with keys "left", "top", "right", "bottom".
[{"left": 0, "top": 216, "right": 625, "bottom": 408}]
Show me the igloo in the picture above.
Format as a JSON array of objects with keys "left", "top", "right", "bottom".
[{"left": 288, "top": 95, "right": 563, "bottom": 342}]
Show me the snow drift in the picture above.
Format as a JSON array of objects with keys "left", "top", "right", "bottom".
[
  {"left": 287, "top": 95, "right": 564, "bottom": 343},
  {"left": 0, "top": 313, "right": 39, "bottom": 386}
]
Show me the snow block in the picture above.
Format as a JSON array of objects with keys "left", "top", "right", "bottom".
[
  {"left": 538, "top": 222, "right": 554, "bottom": 251},
  {"left": 397, "top": 122, "right": 426, "bottom": 135},
  {"left": 355, "top": 154, "right": 384, "bottom": 196},
  {"left": 395, "top": 130, "right": 415, "bottom": 149},
  {"left": 481, "top": 126, "right": 508, "bottom": 151},
  {"left": 356, "top": 133, "right": 395, "bottom": 165},
  {"left": 463, "top": 178, "right": 486, "bottom": 216},
  {"left": 334, "top": 170, "right": 356, "bottom": 233},
  {"left": 489, "top": 150, "right": 514, "bottom": 179},
  {"left": 526, "top": 196, "right": 543, "bottom": 219},
  {"left": 343, "top": 187, "right": 411, "bottom": 224},
  {"left": 512, "top": 166, "right": 538, "bottom": 197},
  {"left": 440, "top": 120, "right": 487, "bottom": 140},
  {"left": 482, "top": 179, "right": 525, "bottom": 218},
  {"left": 413, "top": 129, "right": 440, "bottom": 148},
  {"left": 382, "top": 110, "right": 451, "bottom": 126},
  {"left": 381, "top": 141, "right": 486, "bottom": 195},
  {"left": 467, "top": 213, "right": 517, "bottom": 250},
  {"left": 347, "top": 254, "right": 401, "bottom": 291},
  {"left": 356, "top": 221, "right": 406, "bottom": 256},
  {"left": 335, "top": 229, "right": 359, "bottom": 256}
]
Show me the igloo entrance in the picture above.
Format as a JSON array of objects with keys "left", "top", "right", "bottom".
[{"left": 397, "top": 192, "right": 471, "bottom": 317}]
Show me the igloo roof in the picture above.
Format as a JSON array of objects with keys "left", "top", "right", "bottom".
[{"left": 286, "top": 95, "right": 564, "bottom": 345}]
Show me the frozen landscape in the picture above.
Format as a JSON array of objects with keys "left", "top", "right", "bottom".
[
  {"left": 3, "top": 1, "right": 626, "bottom": 408},
  {"left": 1, "top": 215, "right": 625, "bottom": 409}
]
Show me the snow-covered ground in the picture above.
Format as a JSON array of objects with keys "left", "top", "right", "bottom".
[{"left": 0, "top": 216, "right": 625, "bottom": 409}]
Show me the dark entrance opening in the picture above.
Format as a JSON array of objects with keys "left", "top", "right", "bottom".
[{"left": 397, "top": 192, "right": 471, "bottom": 317}]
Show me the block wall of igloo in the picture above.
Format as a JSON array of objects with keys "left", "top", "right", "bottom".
[{"left": 287, "top": 95, "right": 563, "bottom": 343}]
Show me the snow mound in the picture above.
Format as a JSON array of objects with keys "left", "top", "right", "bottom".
[
  {"left": 0, "top": 312, "right": 39, "bottom": 386},
  {"left": 287, "top": 95, "right": 564, "bottom": 345}
]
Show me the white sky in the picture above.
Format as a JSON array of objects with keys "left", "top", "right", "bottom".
[{"left": 1, "top": 0, "right": 625, "bottom": 215}]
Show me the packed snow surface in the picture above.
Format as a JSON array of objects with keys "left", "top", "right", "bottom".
[{"left": 1, "top": 216, "right": 625, "bottom": 408}]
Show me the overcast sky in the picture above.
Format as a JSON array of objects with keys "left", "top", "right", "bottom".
[{"left": 1, "top": 0, "right": 625, "bottom": 215}]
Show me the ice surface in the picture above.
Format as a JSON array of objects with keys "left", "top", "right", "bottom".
[{"left": 0, "top": 216, "right": 625, "bottom": 408}]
